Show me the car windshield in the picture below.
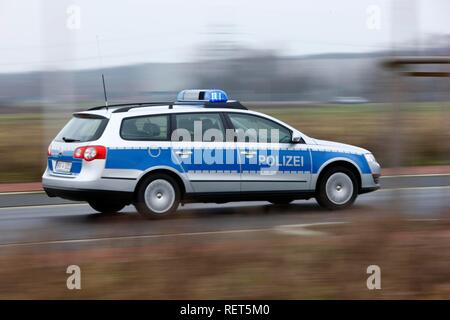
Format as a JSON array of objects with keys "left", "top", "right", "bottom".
[{"left": 55, "top": 115, "right": 108, "bottom": 143}]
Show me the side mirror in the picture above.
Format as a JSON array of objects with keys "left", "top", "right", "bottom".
[{"left": 291, "top": 134, "right": 303, "bottom": 144}]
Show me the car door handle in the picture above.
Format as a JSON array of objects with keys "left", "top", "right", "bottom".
[
  {"left": 175, "top": 150, "right": 192, "bottom": 156},
  {"left": 240, "top": 151, "right": 256, "bottom": 158}
]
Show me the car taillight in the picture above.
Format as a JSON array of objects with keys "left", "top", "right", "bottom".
[
  {"left": 47, "top": 144, "right": 52, "bottom": 156},
  {"left": 73, "top": 146, "right": 106, "bottom": 161}
]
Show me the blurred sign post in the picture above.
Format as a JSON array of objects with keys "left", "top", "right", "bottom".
[
  {"left": 383, "top": 57, "right": 450, "bottom": 166},
  {"left": 383, "top": 57, "right": 450, "bottom": 214},
  {"left": 383, "top": 57, "right": 450, "bottom": 77}
]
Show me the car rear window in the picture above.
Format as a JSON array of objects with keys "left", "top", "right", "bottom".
[{"left": 55, "top": 114, "right": 108, "bottom": 143}]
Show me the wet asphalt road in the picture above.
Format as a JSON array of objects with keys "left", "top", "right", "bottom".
[
  {"left": 2, "top": 174, "right": 450, "bottom": 208},
  {"left": 0, "top": 174, "right": 448, "bottom": 247}
]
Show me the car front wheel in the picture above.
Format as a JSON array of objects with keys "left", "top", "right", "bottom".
[
  {"left": 135, "top": 174, "right": 180, "bottom": 219},
  {"left": 316, "top": 166, "right": 358, "bottom": 210}
]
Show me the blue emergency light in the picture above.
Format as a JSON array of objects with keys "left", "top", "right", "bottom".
[{"left": 177, "top": 89, "right": 228, "bottom": 103}]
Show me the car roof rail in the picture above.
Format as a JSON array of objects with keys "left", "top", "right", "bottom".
[
  {"left": 112, "top": 102, "right": 175, "bottom": 113},
  {"left": 88, "top": 102, "right": 173, "bottom": 111},
  {"left": 87, "top": 100, "right": 248, "bottom": 113}
]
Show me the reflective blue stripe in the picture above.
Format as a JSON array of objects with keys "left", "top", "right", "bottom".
[
  {"left": 105, "top": 148, "right": 179, "bottom": 171},
  {"left": 105, "top": 148, "right": 240, "bottom": 172},
  {"left": 104, "top": 148, "right": 371, "bottom": 175},
  {"left": 310, "top": 150, "right": 371, "bottom": 174}
]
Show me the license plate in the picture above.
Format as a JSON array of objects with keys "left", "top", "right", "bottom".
[{"left": 54, "top": 161, "right": 72, "bottom": 173}]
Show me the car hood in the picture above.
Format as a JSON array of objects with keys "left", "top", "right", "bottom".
[{"left": 312, "top": 138, "right": 369, "bottom": 155}]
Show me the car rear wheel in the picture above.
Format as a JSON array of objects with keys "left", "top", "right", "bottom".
[
  {"left": 88, "top": 200, "right": 125, "bottom": 214},
  {"left": 135, "top": 174, "right": 180, "bottom": 219},
  {"left": 316, "top": 166, "right": 358, "bottom": 210}
]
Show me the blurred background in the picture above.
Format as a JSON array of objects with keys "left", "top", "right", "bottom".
[
  {"left": 1, "top": 0, "right": 449, "bottom": 182},
  {"left": 1, "top": 0, "right": 450, "bottom": 299}
]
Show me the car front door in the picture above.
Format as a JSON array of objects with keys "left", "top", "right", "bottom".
[
  {"left": 171, "top": 112, "right": 240, "bottom": 193},
  {"left": 225, "top": 112, "right": 311, "bottom": 192}
]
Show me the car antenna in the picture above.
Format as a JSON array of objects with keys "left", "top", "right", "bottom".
[
  {"left": 96, "top": 35, "right": 108, "bottom": 109},
  {"left": 101, "top": 73, "right": 108, "bottom": 108}
]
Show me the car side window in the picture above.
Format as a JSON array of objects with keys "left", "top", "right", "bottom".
[
  {"left": 227, "top": 113, "right": 292, "bottom": 143},
  {"left": 121, "top": 115, "right": 169, "bottom": 140},
  {"left": 174, "top": 113, "right": 225, "bottom": 142}
]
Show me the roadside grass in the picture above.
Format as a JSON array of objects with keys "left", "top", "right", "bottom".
[
  {"left": 1, "top": 102, "right": 450, "bottom": 182},
  {"left": 1, "top": 212, "right": 450, "bottom": 299},
  {"left": 0, "top": 113, "right": 67, "bottom": 183}
]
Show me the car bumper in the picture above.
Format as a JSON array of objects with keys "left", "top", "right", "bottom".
[
  {"left": 359, "top": 186, "right": 380, "bottom": 194},
  {"left": 43, "top": 186, "right": 133, "bottom": 203},
  {"left": 360, "top": 172, "right": 380, "bottom": 192},
  {"left": 42, "top": 167, "right": 137, "bottom": 192}
]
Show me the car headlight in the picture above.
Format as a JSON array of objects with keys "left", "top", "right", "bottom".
[{"left": 364, "top": 153, "right": 377, "bottom": 163}]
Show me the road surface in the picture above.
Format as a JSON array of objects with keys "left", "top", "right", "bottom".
[{"left": 0, "top": 175, "right": 448, "bottom": 247}]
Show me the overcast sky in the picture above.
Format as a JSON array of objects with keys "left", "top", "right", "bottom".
[{"left": 0, "top": 0, "right": 449, "bottom": 73}]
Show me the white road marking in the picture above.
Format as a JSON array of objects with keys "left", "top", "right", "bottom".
[
  {"left": 0, "top": 221, "right": 351, "bottom": 248},
  {"left": 0, "top": 191, "right": 44, "bottom": 196},
  {"left": 274, "top": 221, "right": 348, "bottom": 236},
  {"left": 0, "top": 215, "right": 444, "bottom": 248},
  {"left": 382, "top": 173, "right": 450, "bottom": 178},
  {"left": 0, "top": 203, "right": 86, "bottom": 211},
  {"left": 406, "top": 218, "right": 441, "bottom": 222},
  {"left": 379, "top": 185, "right": 450, "bottom": 191},
  {"left": 0, "top": 227, "right": 273, "bottom": 248},
  {"left": 0, "top": 222, "right": 353, "bottom": 248}
]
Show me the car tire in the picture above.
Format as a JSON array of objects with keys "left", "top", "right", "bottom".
[
  {"left": 316, "top": 166, "right": 358, "bottom": 210},
  {"left": 88, "top": 200, "right": 125, "bottom": 214},
  {"left": 135, "top": 173, "right": 180, "bottom": 219}
]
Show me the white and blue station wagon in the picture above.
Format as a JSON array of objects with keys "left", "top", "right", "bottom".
[{"left": 43, "top": 89, "right": 381, "bottom": 218}]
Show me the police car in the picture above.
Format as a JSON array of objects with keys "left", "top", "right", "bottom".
[{"left": 43, "top": 89, "right": 380, "bottom": 218}]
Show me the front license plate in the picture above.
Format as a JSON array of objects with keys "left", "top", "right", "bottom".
[{"left": 54, "top": 161, "right": 72, "bottom": 173}]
